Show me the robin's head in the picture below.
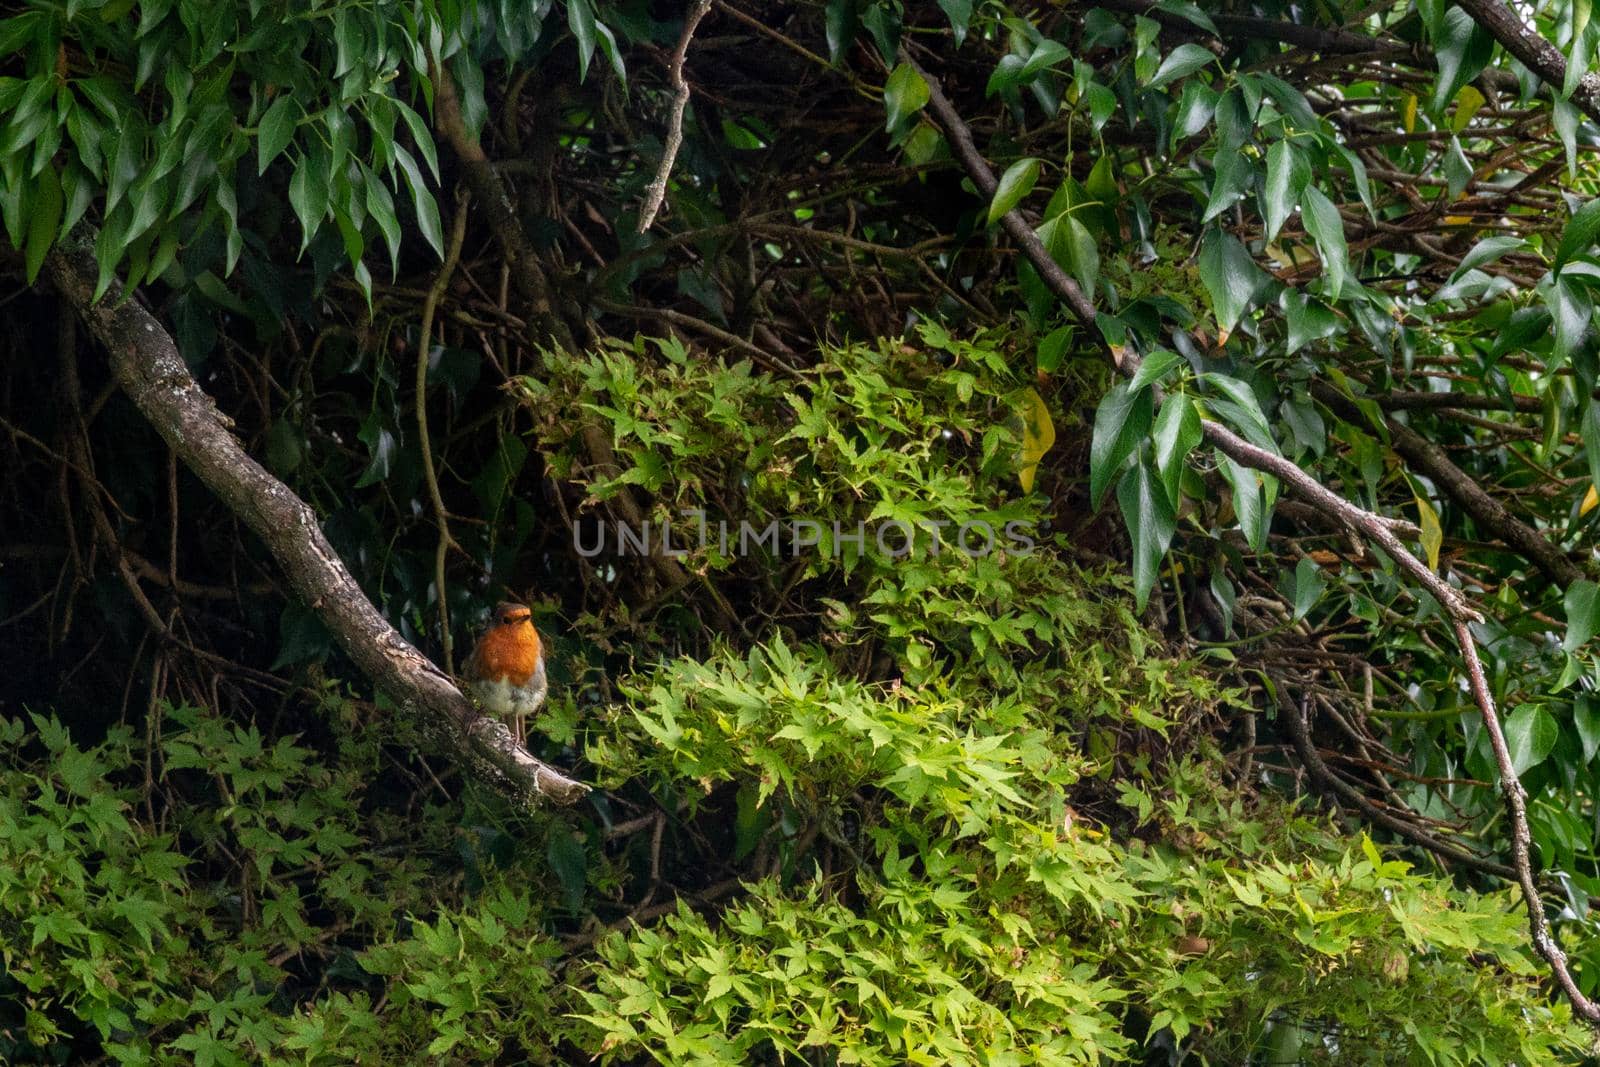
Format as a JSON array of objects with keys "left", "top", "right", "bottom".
[{"left": 493, "top": 601, "right": 534, "bottom": 628}]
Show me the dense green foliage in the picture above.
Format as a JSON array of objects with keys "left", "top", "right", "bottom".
[
  {"left": 7, "top": 0, "right": 1600, "bottom": 1061},
  {"left": 0, "top": 336, "right": 1584, "bottom": 1063}
]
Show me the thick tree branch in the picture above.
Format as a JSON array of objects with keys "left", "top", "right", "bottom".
[
  {"left": 46, "top": 230, "right": 589, "bottom": 807},
  {"left": 1455, "top": 0, "right": 1600, "bottom": 125}
]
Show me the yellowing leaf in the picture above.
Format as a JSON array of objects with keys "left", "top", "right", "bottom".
[
  {"left": 1414, "top": 490, "right": 1442, "bottom": 570},
  {"left": 1582, "top": 483, "right": 1599, "bottom": 517},
  {"left": 1451, "top": 85, "right": 1485, "bottom": 132},
  {"left": 1266, "top": 241, "right": 1320, "bottom": 270},
  {"left": 1016, "top": 387, "right": 1056, "bottom": 493},
  {"left": 1402, "top": 93, "right": 1417, "bottom": 134}
]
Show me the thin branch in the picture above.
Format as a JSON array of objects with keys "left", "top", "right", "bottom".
[
  {"left": 638, "top": 0, "right": 713, "bottom": 233},
  {"left": 430, "top": 56, "right": 573, "bottom": 349},
  {"left": 62, "top": 320, "right": 286, "bottom": 694},
  {"left": 1376, "top": 390, "right": 1542, "bottom": 413},
  {"left": 559, "top": 877, "right": 743, "bottom": 954},
  {"left": 710, "top": 0, "right": 874, "bottom": 96},
  {"left": 1274, "top": 677, "right": 1514, "bottom": 879},
  {"left": 1453, "top": 616, "right": 1598, "bottom": 1019},
  {"left": 1092, "top": 0, "right": 1402, "bottom": 56},
  {"left": 416, "top": 192, "right": 471, "bottom": 675},
  {"left": 1203, "top": 421, "right": 1483, "bottom": 620},
  {"left": 593, "top": 296, "right": 802, "bottom": 377},
  {"left": 0, "top": 413, "right": 127, "bottom": 510}
]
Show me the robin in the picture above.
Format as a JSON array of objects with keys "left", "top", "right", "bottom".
[{"left": 462, "top": 601, "right": 548, "bottom": 745}]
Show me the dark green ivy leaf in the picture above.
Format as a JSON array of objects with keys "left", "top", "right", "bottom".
[
  {"left": 1545, "top": 275, "right": 1592, "bottom": 367},
  {"left": 568, "top": 0, "right": 598, "bottom": 81},
  {"left": 988, "top": 157, "right": 1041, "bottom": 225},
  {"left": 1090, "top": 380, "right": 1154, "bottom": 508},
  {"left": 1430, "top": 8, "right": 1494, "bottom": 114},
  {"left": 1575, "top": 694, "right": 1600, "bottom": 764},
  {"left": 1564, "top": 578, "right": 1600, "bottom": 652},
  {"left": 1202, "top": 146, "right": 1253, "bottom": 223},
  {"left": 1502, "top": 703, "right": 1558, "bottom": 777},
  {"left": 1198, "top": 227, "right": 1271, "bottom": 339},
  {"left": 883, "top": 63, "right": 930, "bottom": 132},
  {"left": 1152, "top": 0, "right": 1218, "bottom": 35},
  {"left": 936, "top": 0, "right": 972, "bottom": 44},
  {"left": 1149, "top": 43, "right": 1214, "bottom": 88},
  {"left": 1116, "top": 454, "right": 1176, "bottom": 611},
  {"left": 1556, "top": 198, "right": 1600, "bottom": 270},
  {"left": 1220, "top": 453, "right": 1269, "bottom": 552},
  {"left": 1583, "top": 399, "right": 1600, "bottom": 500},
  {"left": 256, "top": 95, "right": 297, "bottom": 176},
  {"left": 272, "top": 601, "right": 333, "bottom": 669},
  {"left": 1282, "top": 289, "right": 1341, "bottom": 354},
  {"left": 1151, "top": 392, "right": 1202, "bottom": 507},
  {"left": 859, "top": 3, "right": 900, "bottom": 62},
  {"left": 1289, "top": 557, "right": 1325, "bottom": 621},
  {"left": 1451, "top": 235, "right": 1528, "bottom": 281},
  {"left": 546, "top": 830, "right": 588, "bottom": 911},
  {"left": 355, "top": 410, "right": 398, "bottom": 488},
  {"left": 1130, "top": 348, "right": 1183, "bottom": 392},
  {"left": 1262, "top": 139, "right": 1308, "bottom": 243},
  {"left": 1300, "top": 185, "right": 1349, "bottom": 301}
]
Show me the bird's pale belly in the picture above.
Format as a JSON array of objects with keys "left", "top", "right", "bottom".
[{"left": 473, "top": 661, "right": 548, "bottom": 716}]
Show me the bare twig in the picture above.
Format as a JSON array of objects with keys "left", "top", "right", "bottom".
[
  {"left": 559, "top": 877, "right": 743, "bottom": 954},
  {"left": 1454, "top": 618, "right": 1599, "bottom": 1019},
  {"left": 429, "top": 56, "right": 573, "bottom": 348},
  {"left": 1275, "top": 677, "right": 1514, "bottom": 879},
  {"left": 416, "top": 192, "right": 472, "bottom": 674},
  {"left": 593, "top": 296, "right": 801, "bottom": 377},
  {"left": 638, "top": 0, "right": 713, "bottom": 233}
]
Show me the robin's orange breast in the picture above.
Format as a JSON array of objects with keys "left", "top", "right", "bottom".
[{"left": 470, "top": 623, "right": 543, "bottom": 686}]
